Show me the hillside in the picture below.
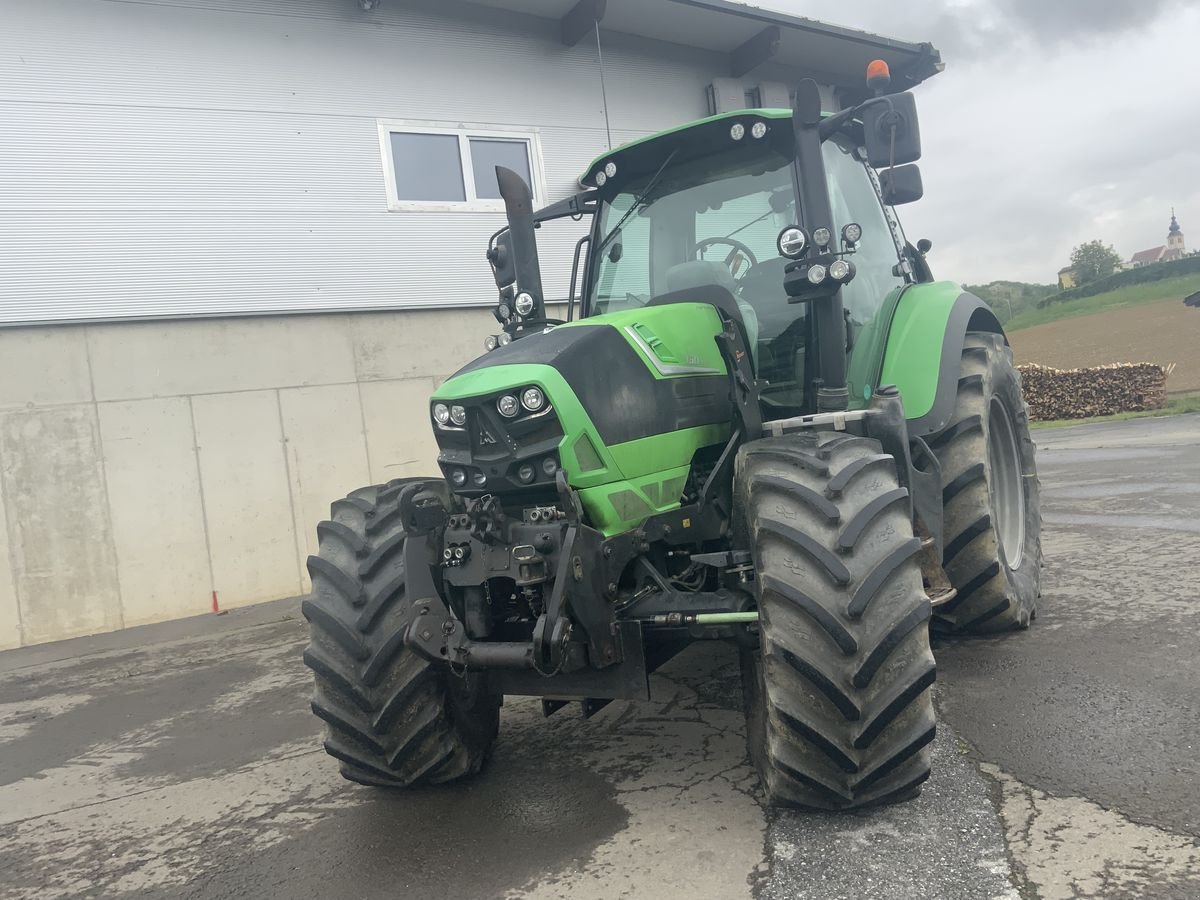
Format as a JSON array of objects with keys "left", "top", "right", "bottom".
[
  {"left": 1005, "top": 273, "right": 1200, "bottom": 331},
  {"left": 965, "top": 280, "right": 1057, "bottom": 325},
  {"left": 1008, "top": 296, "right": 1200, "bottom": 394}
]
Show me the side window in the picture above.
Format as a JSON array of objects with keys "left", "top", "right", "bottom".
[
  {"left": 592, "top": 194, "right": 652, "bottom": 313},
  {"left": 821, "top": 140, "right": 905, "bottom": 335}
]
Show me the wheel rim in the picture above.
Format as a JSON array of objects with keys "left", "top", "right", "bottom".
[{"left": 987, "top": 396, "right": 1025, "bottom": 569}]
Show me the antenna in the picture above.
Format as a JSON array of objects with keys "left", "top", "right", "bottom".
[{"left": 595, "top": 20, "right": 612, "bottom": 150}]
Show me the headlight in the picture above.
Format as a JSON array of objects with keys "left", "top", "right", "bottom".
[
  {"left": 450, "top": 468, "right": 466, "bottom": 487},
  {"left": 497, "top": 332, "right": 512, "bottom": 346},
  {"left": 449, "top": 405, "right": 467, "bottom": 426},
  {"left": 521, "top": 387, "right": 545, "bottom": 411},
  {"left": 829, "top": 259, "right": 853, "bottom": 281},
  {"left": 471, "top": 471, "right": 487, "bottom": 487},
  {"left": 751, "top": 121, "right": 767, "bottom": 139},
  {"left": 497, "top": 394, "right": 520, "bottom": 417},
  {"left": 595, "top": 170, "right": 607, "bottom": 186},
  {"left": 542, "top": 457, "right": 558, "bottom": 476},
  {"left": 432, "top": 403, "right": 451, "bottom": 426},
  {"left": 813, "top": 227, "right": 832, "bottom": 248},
  {"left": 517, "top": 463, "right": 536, "bottom": 484},
  {"left": 777, "top": 226, "right": 807, "bottom": 259},
  {"left": 841, "top": 222, "right": 862, "bottom": 244},
  {"left": 514, "top": 292, "right": 535, "bottom": 316},
  {"left": 484, "top": 335, "right": 498, "bottom": 352},
  {"left": 730, "top": 123, "right": 745, "bottom": 141},
  {"left": 807, "top": 264, "right": 827, "bottom": 285}
]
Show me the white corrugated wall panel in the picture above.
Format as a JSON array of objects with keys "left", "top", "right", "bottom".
[{"left": 0, "top": 0, "right": 812, "bottom": 325}]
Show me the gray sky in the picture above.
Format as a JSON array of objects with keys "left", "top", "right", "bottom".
[{"left": 761, "top": 0, "right": 1200, "bottom": 284}]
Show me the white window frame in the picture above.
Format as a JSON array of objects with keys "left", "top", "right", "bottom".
[{"left": 377, "top": 119, "right": 547, "bottom": 212}]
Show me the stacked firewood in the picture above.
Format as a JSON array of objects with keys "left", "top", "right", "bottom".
[{"left": 1016, "top": 363, "right": 1169, "bottom": 420}]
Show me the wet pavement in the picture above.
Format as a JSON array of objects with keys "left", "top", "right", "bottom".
[{"left": 1, "top": 414, "right": 1197, "bottom": 899}]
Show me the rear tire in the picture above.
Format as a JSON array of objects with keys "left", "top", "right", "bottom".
[
  {"left": 302, "top": 479, "right": 500, "bottom": 787},
  {"left": 736, "top": 433, "right": 937, "bottom": 809},
  {"left": 927, "top": 333, "right": 1042, "bottom": 634}
]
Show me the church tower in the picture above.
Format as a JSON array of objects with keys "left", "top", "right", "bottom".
[{"left": 1167, "top": 209, "right": 1185, "bottom": 254}]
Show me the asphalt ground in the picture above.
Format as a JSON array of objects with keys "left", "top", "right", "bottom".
[{"left": 1, "top": 414, "right": 1197, "bottom": 899}]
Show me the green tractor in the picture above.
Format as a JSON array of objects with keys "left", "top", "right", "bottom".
[{"left": 301, "top": 65, "right": 1041, "bottom": 809}]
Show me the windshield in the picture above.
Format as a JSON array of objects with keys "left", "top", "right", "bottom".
[{"left": 587, "top": 148, "right": 807, "bottom": 408}]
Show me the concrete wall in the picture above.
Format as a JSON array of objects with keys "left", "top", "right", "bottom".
[{"left": 0, "top": 309, "right": 495, "bottom": 649}]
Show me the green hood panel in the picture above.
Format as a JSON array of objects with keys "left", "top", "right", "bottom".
[{"left": 431, "top": 304, "right": 735, "bottom": 533}]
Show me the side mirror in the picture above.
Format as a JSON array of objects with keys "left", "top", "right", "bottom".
[
  {"left": 862, "top": 91, "right": 921, "bottom": 168},
  {"left": 487, "top": 230, "right": 516, "bottom": 290},
  {"left": 879, "top": 164, "right": 924, "bottom": 206}
]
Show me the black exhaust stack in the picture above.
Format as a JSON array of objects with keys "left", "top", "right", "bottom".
[{"left": 496, "top": 166, "right": 545, "bottom": 325}]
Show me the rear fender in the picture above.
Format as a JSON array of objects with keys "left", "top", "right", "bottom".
[{"left": 878, "top": 282, "right": 1004, "bottom": 436}]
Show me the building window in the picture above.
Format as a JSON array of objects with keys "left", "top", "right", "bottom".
[{"left": 377, "top": 121, "right": 545, "bottom": 211}]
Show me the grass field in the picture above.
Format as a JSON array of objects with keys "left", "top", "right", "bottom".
[{"left": 1005, "top": 273, "right": 1200, "bottom": 331}]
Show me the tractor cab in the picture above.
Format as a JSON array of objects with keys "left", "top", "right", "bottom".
[{"left": 485, "top": 70, "right": 927, "bottom": 420}]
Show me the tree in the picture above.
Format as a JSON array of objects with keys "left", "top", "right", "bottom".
[{"left": 1069, "top": 240, "right": 1122, "bottom": 285}]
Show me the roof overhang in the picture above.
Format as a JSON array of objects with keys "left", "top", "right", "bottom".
[{"left": 444, "top": 0, "right": 944, "bottom": 91}]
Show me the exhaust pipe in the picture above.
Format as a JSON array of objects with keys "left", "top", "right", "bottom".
[{"left": 496, "top": 166, "right": 545, "bottom": 324}]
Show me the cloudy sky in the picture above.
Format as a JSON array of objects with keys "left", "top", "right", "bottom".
[{"left": 760, "top": 0, "right": 1200, "bottom": 285}]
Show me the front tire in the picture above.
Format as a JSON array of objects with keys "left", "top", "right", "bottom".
[
  {"left": 736, "top": 433, "right": 937, "bottom": 809},
  {"left": 302, "top": 479, "right": 500, "bottom": 787},
  {"left": 928, "top": 333, "right": 1042, "bottom": 634}
]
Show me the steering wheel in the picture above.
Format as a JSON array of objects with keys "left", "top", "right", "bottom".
[{"left": 695, "top": 237, "right": 759, "bottom": 280}]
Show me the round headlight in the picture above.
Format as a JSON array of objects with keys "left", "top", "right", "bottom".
[
  {"left": 432, "top": 403, "right": 451, "bottom": 425},
  {"left": 542, "top": 456, "right": 558, "bottom": 476},
  {"left": 449, "top": 405, "right": 467, "bottom": 426},
  {"left": 730, "top": 123, "right": 745, "bottom": 141},
  {"left": 521, "top": 386, "right": 545, "bottom": 411},
  {"left": 807, "top": 264, "right": 827, "bottom": 285},
  {"left": 471, "top": 471, "right": 487, "bottom": 487},
  {"left": 497, "top": 304, "right": 511, "bottom": 320},
  {"left": 777, "top": 226, "right": 807, "bottom": 259},
  {"left": 751, "top": 121, "right": 767, "bottom": 139},
  {"left": 450, "top": 468, "right": 467, "bottom": 487},
  {"left": 841, "top": 222, "right": 863, "bottom": 244},
  {"left": 484, "top": 334, "right": 498, "bottom": 352},
  {"left": 829, "top": 259, "right": 852, "bottom": 281},
  {"left": 497, "top": 331, "right": 512, "bottom": 346},
  {"left": 604, "top": 161, "right": 617, "bottom": 177},
  {"left": 813, "top": 227, "right": 832, "bottom": 248},
  {"left": 517, "top": 463, "right": 536, "bottom": 484},
  {"left": 497, "top": 394, "right": 520, "bottom": 417},
  {"left": 595, "top": 170, "right": 607, "bottom": 186},
  {"left": 514, "top": 292, "right": 535, "bottom": 316}
]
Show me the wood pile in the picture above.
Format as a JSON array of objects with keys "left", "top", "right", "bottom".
[{"left": 1016, "top": 362, "right": 1169, "bottom": 420}]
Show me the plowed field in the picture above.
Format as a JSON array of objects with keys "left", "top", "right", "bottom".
[{"left": 1009, "top": 297, "right": 1200, "bottom": 394}]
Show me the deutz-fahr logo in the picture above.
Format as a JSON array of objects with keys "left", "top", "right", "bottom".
[{"left": 478, "top": 428, "right": 498, "bottom": 446}]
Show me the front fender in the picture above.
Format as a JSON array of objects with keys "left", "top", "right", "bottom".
[{"left": 878, "top": 281, "right": 1004, "bottom": 436}]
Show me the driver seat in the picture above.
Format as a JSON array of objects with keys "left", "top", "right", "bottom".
[{"left": 664, "top": 260, "right": 760, "bottom": 362}]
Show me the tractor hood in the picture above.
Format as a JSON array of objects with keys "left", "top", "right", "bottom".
[{"left": 429, "top": 306, "right": 734, "bottom": 516}]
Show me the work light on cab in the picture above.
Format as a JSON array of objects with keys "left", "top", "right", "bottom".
[{"left": 777, "top": 226, "right": 808, "bottom": 259}]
